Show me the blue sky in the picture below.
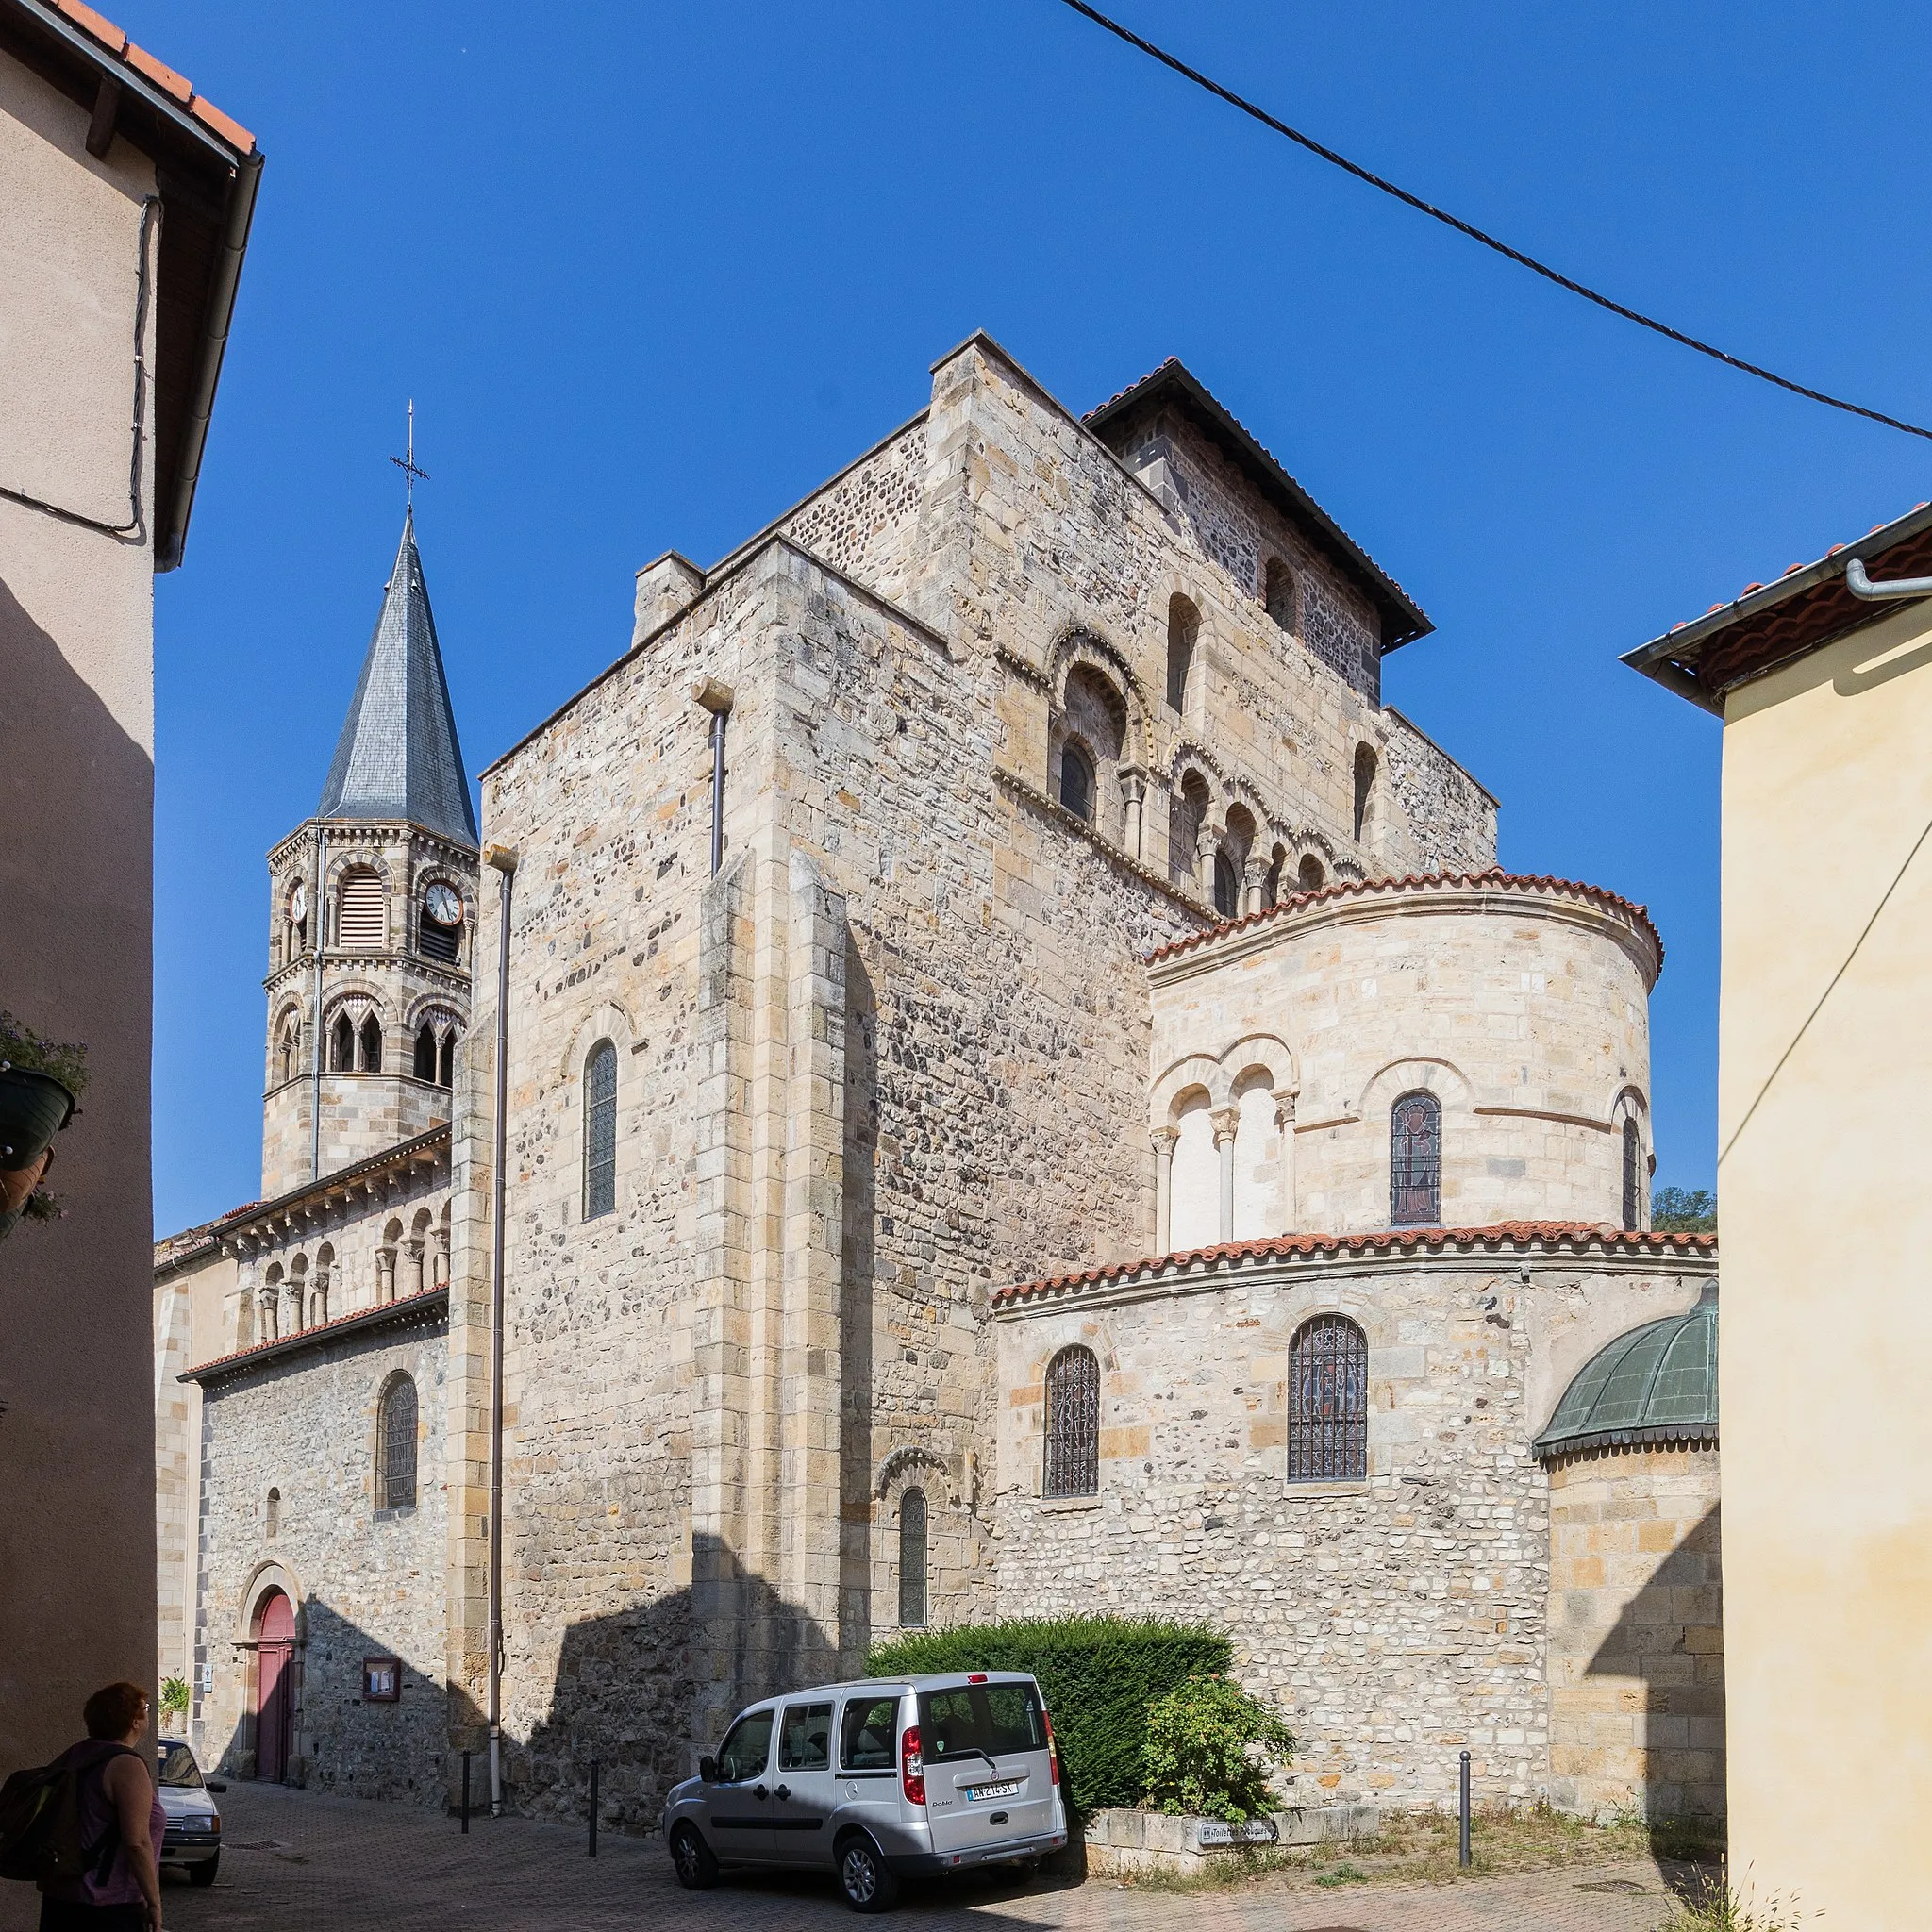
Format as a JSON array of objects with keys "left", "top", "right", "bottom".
[{"left": 143, "top": 1, "right": 1932, "bottom": 1233}]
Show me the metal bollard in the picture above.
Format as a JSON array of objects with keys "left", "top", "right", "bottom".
[
  {"left": 1458, "top": 1750, "right": 1471, "bottom": 1867},
  {"left": 588, "top": 1758, "right": 599, "bottom": 1858},
  {"left": 461, "top": 1751, "right": 470, "bottom": 1834}
]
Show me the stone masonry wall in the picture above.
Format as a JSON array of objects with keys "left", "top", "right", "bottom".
[
  {"left": 192, "top": 1314, "right": 447, "bottom": 1804},
  {"left": 992, "top": 1246, "right": 1716, "bottom": 1809},
  {"left": 1546, "top": 1443, "right": 1724, "bottom": 1821}
]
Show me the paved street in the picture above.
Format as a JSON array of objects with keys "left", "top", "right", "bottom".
[{"left": 158, "top": 1784, "right": 1694, "bottom": 1932}]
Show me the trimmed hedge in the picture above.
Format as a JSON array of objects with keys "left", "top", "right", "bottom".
[{"left": 867, "top": 1616, "right": 1230, "bottom": 1814}]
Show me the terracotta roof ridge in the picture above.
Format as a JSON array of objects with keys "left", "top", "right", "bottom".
[
  {"left": 183, "top": 1284, "right": 446, "bottom": 1379},
  {"left": 1142, "top": 867, "right": 1663, "bottom": 971},
  {"left": 993, "top": 1220, "right": 1718, "bottom": 1305},
  {"left": 47, "top": 0, "right": 256, "bottom": 152}
]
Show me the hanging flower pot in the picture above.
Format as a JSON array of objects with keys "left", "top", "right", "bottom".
[
  {"left": 0, "top": 1012, "right": 88, "bottom": 1241},
  {"left": 0, "top": 1067, "right": 76, "bottom": 1173}
]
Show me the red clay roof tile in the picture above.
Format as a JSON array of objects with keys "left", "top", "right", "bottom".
[
  {"left": 1142, "top": 868, "right": 1663, "bottom": 973},
  {"left": 54, "top": 0, "right": 125, "bottom": 55},
  {"left": 993, "top": 1221, "right": 1717, "bottom": 1307},
  {"left": 48, "top": 0, "right": 256, "bottom": 152},
  {"left": 184, "top": 1285, "right": 446, "bottom": 1378},
  {"left": 124, "top": 41, "right": 191, "bottom": 101}
]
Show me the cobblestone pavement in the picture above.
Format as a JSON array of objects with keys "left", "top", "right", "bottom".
[{"left": 158, "top": 1784, "right": 1690, "bottom": 1932}]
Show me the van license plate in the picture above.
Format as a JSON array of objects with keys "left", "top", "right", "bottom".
[{"left": 967, "top": 1778, "right": 1024, "bottom": 1802}]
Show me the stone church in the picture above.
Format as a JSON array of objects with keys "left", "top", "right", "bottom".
[{"left": 155, "top": 334, "right": 1723, "bottom": 1836}]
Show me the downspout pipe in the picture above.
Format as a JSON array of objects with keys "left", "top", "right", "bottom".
[
  {"left": 483, "top": 841, "right": 519, "bottom": 1816},
  {"left": 1847, "top": 556, "right": 1932, "bottom": 601},
  {"left": 691, "top": 678, "right": 736, "bottom": 875}
]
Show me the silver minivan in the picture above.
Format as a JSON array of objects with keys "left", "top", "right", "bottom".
[{"left": 663, "top": 1672, "right": 1068, "bottom": 1911}]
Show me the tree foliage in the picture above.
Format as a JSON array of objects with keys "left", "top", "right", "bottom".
[{"left": 1652, "top": 1187, "right": 1717, "bottom": 1232}]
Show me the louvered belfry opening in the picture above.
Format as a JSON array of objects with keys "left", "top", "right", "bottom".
[
  {"left": 438, "top": 1031, "right": 455, "bottom": 1088},
  {"left": 1043, "top": 1344, "right": 1101, "bottom": 1498},
  {"left": 413, "top": 1024, "right": 437, "bottom": 1081},
  {"left": 358, "top": 1014, "right": 383, "bottom": 1073},
  {"left": 331, "top": 1013, "right": 356, "bottom": 1072},
  {"left": 337, "top": 867, "right": 386, "bottom": 950},
  {"left": 1390, "top": 1090, "right": 1442, "bottom": 1225},
  {"left": 420, "top": 901, "right": 460, "bottom": 964},
  {"left": 1288, "top": 1314, "right": 1369, "bottom": 1482}
]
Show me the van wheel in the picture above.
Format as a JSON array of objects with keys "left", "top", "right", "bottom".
[
  {"left": 670, "top": 1824, "right": 718, "bottom": 1890},
  {"left": 189, "top": 1852, "right": 220, "bottom": 1886},
  {"left": 837, "top": 1832, "right": 900, "bottom": 1912}
]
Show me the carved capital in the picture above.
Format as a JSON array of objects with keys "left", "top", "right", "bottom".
[{"left": 1210, "top": 1107, "right": 1240, "bottom": 1148}]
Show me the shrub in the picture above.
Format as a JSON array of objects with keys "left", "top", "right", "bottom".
[
  {"left": 867, "top": 1615, "right": 1229, "bottom": 1814},
  {"left": 159, "top": 1676, "right": 190, "bottom": 1722},
  {"left": 0, "top": 1011, "right": 90, "bottom": 1098},
  {"left": 1142, "top": 1674, "right": 1293, "bottom": 1823}
]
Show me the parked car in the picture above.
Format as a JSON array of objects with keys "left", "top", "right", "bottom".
[
  {"left": 664, "top": 1672, "right": 1068, "bottom": 1912},
  {"left": 157, "top": 1740, "right": 225, "bottom": 1885}
]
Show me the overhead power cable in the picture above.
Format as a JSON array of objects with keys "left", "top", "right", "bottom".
[{"left": 1054, "top": 0, "right": 1932, "bottom": 443}]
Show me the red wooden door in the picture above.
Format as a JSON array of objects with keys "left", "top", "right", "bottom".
[{"left": 254, "top": 1591, "right": 295, "bottom": 1783}]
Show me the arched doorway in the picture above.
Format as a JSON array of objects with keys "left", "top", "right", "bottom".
[{"left": 253, "top": 1590, "right": 295, "bottom": 1783}]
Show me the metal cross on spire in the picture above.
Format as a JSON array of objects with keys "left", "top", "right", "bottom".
[{"left": 389, "top": 399, "right": 430, "bottom": 515}]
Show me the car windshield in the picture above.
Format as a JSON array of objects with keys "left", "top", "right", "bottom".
[
  {"left": 157, "top": 1742, "right": 203, "bottom": 1789},
  {"left": 918, "top": 1682, "right": 1046, "bottom": 1764}
]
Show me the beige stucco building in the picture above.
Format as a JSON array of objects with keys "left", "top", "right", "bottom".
[
  {"left": 160, "top": 335, "right": 1720, "bottom": 1837},
  {"left": 1627, "top": 508, "right": 1932, "bottom": 1926},
  {"left": 1, "top": 0, "right": 257, "bottom": 1840}
]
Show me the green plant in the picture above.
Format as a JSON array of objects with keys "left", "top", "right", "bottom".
[
  {"left": 1652, "top": 1186, "right": 1716, "bottom": 1232},
  {"left": 867, "top": 1615, "right": 1229, "bottom": 1815},
  {"left": 1142, "top": 1674, "right": 1293, "bottom": 1823},
  {"left": 1314, "top": 1862, "right": 1369, "bottom": 1888},
  {"left": 1658, "top": 1865, "right": 1816, "bottom": 1930},
  {"left": 159, "top": 1676, "right": 190, "bottom": 1721},
  {"left": 0, "top": 1012, "right": 90, "bottom": 1098}
]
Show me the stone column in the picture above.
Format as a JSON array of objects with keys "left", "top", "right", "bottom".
[
  {"left": 1211, "top": 1107, "right": 1238, "bottom": 1243},
  {"left": 1152, "top": 1126, "right": 1178, "bottom": 1254},
  {"left": 408, "top": 1239, "right": 425, "bottom": 1298},
  {"left": 376, "top": 1247, "right": 394, "bottom": 1305},
  {"left": 433, "top": 1226, "right": 450, "bottom": 1289},
  {"left": 1274, "top": 1089, "right": 1298, "bottom": 1234},
  {"left": 1196, "top": 824, "right": 1220, "bottom": 902},
  {"left": 1241, "top": 859, "right": 1267, "bottom": 916},
  {"left": 1120, "top": 770, "right": 1146, "bottom": 861}
]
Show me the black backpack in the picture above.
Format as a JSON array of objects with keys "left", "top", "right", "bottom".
[{"left": 0, "top": 1744, "right": 136, "bottom": 1884}]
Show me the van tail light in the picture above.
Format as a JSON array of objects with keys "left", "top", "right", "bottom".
[
  {"left": 1043, "top": 1707, "right": 1060, "bottom": 1786},
  {"left": 901, "top": 1724, "right": 926, "bottom": 1807}
]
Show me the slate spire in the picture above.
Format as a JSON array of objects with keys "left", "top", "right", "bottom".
[{"left": 317, "top": 509, "right": 477, "bottom": 848}]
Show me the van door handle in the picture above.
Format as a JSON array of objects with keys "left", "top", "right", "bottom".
[
  {"left": 753, "top": 1785, "right": 768, "bottom": 1801},
  {"left": 774, "top": 1785, "right": 791, "bottom": 1801}
]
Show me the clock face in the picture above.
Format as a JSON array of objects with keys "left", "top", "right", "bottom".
[
  {"left": 289, "top": 881, "right": 308, "bottom": 924},
  {"left": 425, "top": 883, "right": 463, "bottom": 926}
]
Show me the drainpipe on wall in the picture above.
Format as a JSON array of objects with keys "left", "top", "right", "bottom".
[
  {"left": 311, "top": 826, "right": 327, "bottom": 1183},
  {"left": 483, "top": 841, "right": 518, "bottom": 1817},
  {"left": 1846, "top": 556, "right": 1932, "bottom": 601},
  {"left": 692, "top": 678, "right": 735, "bottom": 875}
]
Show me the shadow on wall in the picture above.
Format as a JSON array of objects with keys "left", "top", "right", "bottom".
[
  {"left": 841, "top": 937, "right": 879, "bottom": 1662},
  {"left": 506, "top": 1539, "right": 837, "bottom": 1835},
  {"left": 1586, "top": 1503, "right": 1725, "bottom": 1821},
  {"left": 210, "top": 1596, "right": 447, "bottom": 1806}
]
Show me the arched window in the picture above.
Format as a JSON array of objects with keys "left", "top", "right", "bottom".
[
  {"left": 583, "top": 1040, "right": 617, "bottom": 1220},
  {"left": 1288, "top": 1314, "right": 1368, "bottom": 1481},
  {"left": 438, "top": 1030, "right": 457, "bottom": 1089},
  {"left": 413, "top": 1023, "right": 437, "bottom": 1082},
  {"left": 1058, "top": 741, "right": 1095, "bottom": 822},
  {"left": 1166, "top": 595, "right": 1199, "bottom": 713},
  {"left": 1353, "top": 744, "right": 1378, "bottom": 842},
  {"left": 286, "top": 880, "right": 308, "bottom": 963},
  {"left": 1622, "top": 1117, "right": 1642, "bottom": 1231},
  {"left": 898, "top": 1488, "right": 928, "bottom": 1629},
  {"left": 337, "top": 866, "right": 386, "bottom": 951},
  {"left": 1264, "top": 558, "right": 1297, "bottom": 632},
  {"left": 1213, "top": 850, "right": 1240, "bottom": 918},
  {"left": 376, "top": 1375, "right": 418, "bottom": 1511},
  {"left": 1042, "top": 1344, "right": 1100, "bottom": 1499},
  {"left": 277, "top": 1016, "right": 300, "bottom": 1084},
  {"left": 265, "top": 1487, "right": 280, "bottom": 1540},
  {"left": 331, "top": 1011, "right": 356, "bottom": 1072},
  {"left": 358, "top": 1013, "right": 383, "bottom": 1073},
  {"left": 418, "top": 883, "right": 462, "bottom": 964},
  {"left": 1391, "top": 1090, "right": 1441, "bottom": 1225},
  {"left": 1298, "top": 854, "right": 1325, "bottom": 892},
  {"left": 1170, "top": 771, "right": 1211, "bottom": 890}
]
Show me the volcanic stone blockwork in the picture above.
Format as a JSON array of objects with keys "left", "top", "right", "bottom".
[{"left": 193, "top": 1311, "right": 447, "bottom": 1801}]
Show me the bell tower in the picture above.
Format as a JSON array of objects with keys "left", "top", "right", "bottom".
[{"left": 261, "top": 509, "right": 479, "bottom": 1195}]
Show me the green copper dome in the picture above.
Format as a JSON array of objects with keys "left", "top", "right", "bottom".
[{"left": 1534, "top": 1291, "right": 1718, "bottom": 1460}]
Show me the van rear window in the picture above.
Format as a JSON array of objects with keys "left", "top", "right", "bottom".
[{"left": 919, "top": 1682, "right": 1046, "bottom": 1764}]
